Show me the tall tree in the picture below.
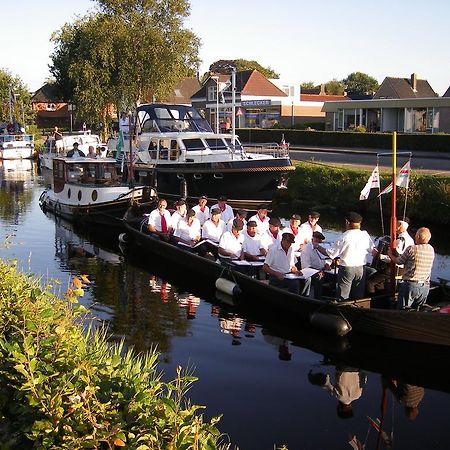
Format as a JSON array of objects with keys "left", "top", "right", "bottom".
[
  {"left": 208, "top": 59, "right": 279, "bottom": 78},
  {"left": 300, "top": 81, "right": 316, "bottom": 89},
  {"left": 0, "top": 69, "right": 33, "bottom": 127},
  {"left": 342, "top": 72, "right": 379, "bottom": 95},
  {"left": 325, "top": 79, "right": 345, "bottom": 95},
  {"left": 50, "top": 0, "right": 200, "bottom": 134}
]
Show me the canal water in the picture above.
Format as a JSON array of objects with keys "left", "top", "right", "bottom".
[{"left": 1, "top": 159, "right": 450, "bottom": 450}]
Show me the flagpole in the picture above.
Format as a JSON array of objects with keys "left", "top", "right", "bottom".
[
  {"left": 390, "top": 132, "right": 397, "bottom": 295},
  {"left": 377, "top": 157, "right": 385, "bottom": 236},
  {"left": 402, "top": 156, "right": 412, "bottom": 220}
]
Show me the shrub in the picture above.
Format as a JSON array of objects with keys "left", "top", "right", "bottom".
[{"left": 0, "top": 261, "right": 222, "bottom": 449}]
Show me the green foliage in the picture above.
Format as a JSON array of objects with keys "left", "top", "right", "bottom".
[
  {"left": 282, "top": 162, "right": 450, "bottom": 225},
  {"left": 300, "top": 81, "right": 315, "bottom": 89},
  {"left": 208, "top": 59, "right": 279, "bottom": 78},
  {"left": 342, "top": 72, "right": 379, "bottom": 95},
  {"left": 324, "top": 79, "right": 345, "bottom": 95},
  {"left": 0, "top": 69, "right": 34, "bottom": 126},
  {"left": 0, "top": 263, "right": 222, "bottom": 448}
]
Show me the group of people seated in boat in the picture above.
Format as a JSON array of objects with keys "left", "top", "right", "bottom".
[{"left": 143, "top": 196, "right": 435, "bottom": 309}]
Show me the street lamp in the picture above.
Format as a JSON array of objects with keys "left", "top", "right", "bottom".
[{"left": 211, "top": 76, "right": 219, "bottom": 133}]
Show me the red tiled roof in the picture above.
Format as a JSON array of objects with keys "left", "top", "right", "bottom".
[{"left": 241, "top": 70, "right": 287, "bottom": 97}]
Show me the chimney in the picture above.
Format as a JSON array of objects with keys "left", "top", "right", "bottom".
[
  {"left": 411, "top": 73, "right": 417, "bottom": 92},
  {"left": 319, "top": 84, "right": 326, "bottom": 95}
]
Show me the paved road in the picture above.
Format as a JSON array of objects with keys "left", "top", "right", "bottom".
[{"left": 289, "top": 145, "right": 450, "bottom": 175}]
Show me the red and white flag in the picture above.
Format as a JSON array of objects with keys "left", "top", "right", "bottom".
[
  {"left": 359, "top": 166, "right": 380, "bottom": 200},
  {"left": 378, "top": 160, "right": 411, "bottom": 196}
]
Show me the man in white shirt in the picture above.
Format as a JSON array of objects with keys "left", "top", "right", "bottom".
[
  {"left": 282, "top": 214, "right": 308, "bottom": 253},
  {"left": 260, "top": 217, "right": 283, "bottom": 252},
  {"left": 192, "top": 195, "right": 210, "bottom": 225},
  {"left": 211, "top": 195, "right": 234, "bottom": 224},
  {"left": 218, "top": 219, "right": 245, "bottom": 265},
  {"left": 248, "top": 204, "right": 270, "bottom": 235},
  {"left": 301, "top": 231, "right": 334, "bottom": 299},
  {"left": 316, "top": 212, "right": 375, "bottom": 301},
  {"left": 199, "top": 208, "right": 226, "bottom": 258},
  {"left": 147, "top": 198, "right": 173, "bottom": 241},
  {"left": 299, "top": 211, "right": 323, "bottom": 243},
  {"left": 227, "top": 209, "right": 247, "bottom": 231},
  {"left": 173, "top": 209, "right": 201, "bottom": 251},
  {"left": 242, "top": 221, "right": 266, "bottom": 260},
  {"left": 170, "top": 199, "right": 187, "bottom": 230},
  {"left": 263, "top": 233, "right": 310, "bottom": 295}
]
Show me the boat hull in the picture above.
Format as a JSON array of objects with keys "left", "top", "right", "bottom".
[
  {"left": 132, "top": 158, "right": 295, "bottom": 208},
  {"left": 123, "top": 205, "right": 450, "bottom": 347}
]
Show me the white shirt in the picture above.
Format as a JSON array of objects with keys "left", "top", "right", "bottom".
[
  {"left": 192, "top": 204, "right": 210, "bottom": 225},
  {"left": 211, "top": 203, "right": 234, "bottom": 223},
  {"left": 174, "top": 218, "right": 201, "bottom": 241},
  {"left": 282, "top": 226, "right": 309, "bottom": 250},
  {"left": 323, "top": 371, "right": 363, "bottom": 405},
  {"left": 148, "top": 209, "right": 172, "bottom": 232},
  {"left": 264, "top": 241, "right": 297, "bottom": 274},
  {"left": 248, "top": 213, "right": 270, "bottom": 235},
  {"left": 260, "top": 229, "right": 282, "bottom": 251},
  {"left": 170, "top": 210, "right": 186, "bottom": 230},
  {"left": 301, "top": 242, "right": 329, "bottom": 270},
  {"left": 242, "top": 233, "right": 264, "bottom": 256},
  {"left": 397, "top": 231, "right": 414, "bottom": 254},
  {"left": 326, "top": 229, "right": 374, "bottom": 267},
  {"left": 299, "top": 221, "right": 323, "bottom": 243},
  {"left": 202, "top": 218, "right": 226, "bottom": 243},
  {"left": 227, "top": 217, "right": 247, "bottom": 232},
  {"left": 219, "top": 231, "right": 244, "bottom": 258}
]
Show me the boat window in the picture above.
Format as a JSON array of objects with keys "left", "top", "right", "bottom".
[
  {"left": 92, "top": 190, "right": 98, "bottom": 202},
  {"left": 182, "top": 139, "right": 205, "bottom": 151},
  {"left": 224, "top": 138, "right": 243, "bottom": 151},
  {"left": 67, "top": 188, "right": 71, "bottom": 199},
  {"left": 78, "top": 190, "right": 82, "bottom": 201},
  {"left": 142, "top": 119, "right": 158, "bottom": 133},
  {"left": 206, "top": 138, "right": 228, "bottom": 150},
  {"left": 214, "top": 173, "right": 224, "bottom": 179},
  {"left": 194, "top": 173, "right": 202, "bottom": 179}
]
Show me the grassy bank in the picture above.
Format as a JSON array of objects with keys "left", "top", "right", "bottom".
[
  {"left": 275, "top": 162, "right": 450, "bottom": 226},
  {"left": 0, "top": 260, "right": 222, "bottom": 449}
]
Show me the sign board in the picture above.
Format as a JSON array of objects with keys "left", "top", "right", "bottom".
[
  {"left": 236, "top": 107, "right": 244, "bottom": 117},
  {"left": 241, "top": 100, "right": 272, "bottom": 107}
]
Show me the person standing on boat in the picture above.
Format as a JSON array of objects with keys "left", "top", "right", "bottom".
[
  {"left": 299, "top": 211, "right": 322, "bottom": 243},
  {"left": 173, "top": 209, "right": 201, "bottom": 251},
  {"left": 218, "top": 218, "right": 245, "bottom": 264},
  {"left": 66, "top": 142, "right": 86, "bottom": 158},
  {"left": 52, "top": 126, "right": 63, "bottom": 153},
  {"left": 211, "top": 195, "right": 234, "bottom": 224},
  {"left": 248, "top": 204, "right": 270, "bottom": 235},
  {"left": 263, "top": 232, "right": 310, "bottom": 295},
  {"left": 388, "top": 227, "right": 435, "bottom": 310},
  {"left": 316, "top": 212, "right": 375, "bottom": 301},
  {"left": 192, "top": 195, "right": 210, "bottom": 226},
  {"left": 147, "top": 198, "right": 173, "bottom": 241}
]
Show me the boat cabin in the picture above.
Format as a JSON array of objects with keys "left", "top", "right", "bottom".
[
  {"left": 44, "top": 131, "right": 106, "bottom": 156},
  {"left": 52, "top": 157, "right": 121, "bottom": 193}
]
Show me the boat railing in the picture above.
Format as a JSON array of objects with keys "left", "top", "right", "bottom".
[{"left": 243, "top": 142, "right": 290, "bottom": 158}]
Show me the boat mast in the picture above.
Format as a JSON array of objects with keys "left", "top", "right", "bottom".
[
  {"left": 128, "top": 113, "right": 134, "bottom": 188},
  {"left": 231, "top": 67, "right": 236, "bottom": 147},
  {"left": 390, "top": 132, "right": 397, "bottom": 293}
]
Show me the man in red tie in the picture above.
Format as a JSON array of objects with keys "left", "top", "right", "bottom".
[{"left": 147, "top": 199, "right": 173, "bottom": 241}]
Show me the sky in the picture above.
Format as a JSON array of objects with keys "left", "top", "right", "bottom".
[{"left": 3, "top": 0, "right": 450, "bottom": 95}]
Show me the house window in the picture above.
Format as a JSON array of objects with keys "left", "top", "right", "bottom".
[
  {"left": 46, "top": 103, "right": 56, "bottom": 111},
  {"left": 207, "top": 86, "right": 217, "bottom": 102}
]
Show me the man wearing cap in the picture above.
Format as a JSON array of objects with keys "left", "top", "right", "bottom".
[
  {"left": 211, "top": 195, "right": 234, "bottom": 223},
  {"left": 299, "top": 211, "right": 322, "bottom": 243},
  {"left": 192, "top": 195, "right": 210, "bottom": 226},
  {"left": 388, "top": 227, "right": 435, "bottom": 310},
  {"left": 199, "top": 208, "right": 226, "bottom": 257},
  {"left": 218, "top": 219, "right": 245, "bottom": 264},
  {"left": 248, "top": 204, "right": 270, "bottom": 235},
  {"left": 302, "top": 231, "right": 334, "bottom": 299},
  {"left": 260, "top": 217, "right": 283, "bottom": 251},
  {"left": 173, "top": 209, "right": 201, "bottom": 250},
  {"left": 227, "top": 209, "right": 248, "bottom": 231},
  {"left": 170, "top": 199, "right": 187, "bottom": 230},
  {"left": 66, "top": 142, "right": 86, "bottom": 158},
  {"left": 282, "top": 214, "right": 308, "bottom": 253},
  {"left": 263, "top": 233, "right": 310, "bottom": 295},
  {"left": 316, "top": 212, "right": 375, "bottom": 301},
  {"left": 147, "top": 198, "right": 173, "bottom": 241},
  {"left": 242, "top": 221, "right": 266, "bottom": 260}
]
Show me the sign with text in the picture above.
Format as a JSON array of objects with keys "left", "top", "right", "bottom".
[{"left": 241, "top": 100, "right": 272, "bottom": 107}]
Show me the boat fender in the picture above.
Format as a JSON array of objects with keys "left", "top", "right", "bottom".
[
  {"left": 439, "top": 305, "right": 450, "bottom": 314},
  {"left": 310, "top": 312, "right": 352, "bottom": 337},
  {"left": 118, "top": 233, "right": 129, "bottom": 244},
  {"left": 215, "top": 278, "right": 241, "bottom": 296}
]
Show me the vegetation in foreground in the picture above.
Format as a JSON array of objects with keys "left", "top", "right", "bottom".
[
  {"left": 277, "top": 162, "right": 450, "bottom": 225},
  {"left": 0, "top": 260, "right": 223, "bottom": 449}
]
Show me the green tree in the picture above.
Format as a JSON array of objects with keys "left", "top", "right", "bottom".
[
  {"left": 342, "top": 72, "right": 379, "bottom": 95},
  {"left": 0, "top": 69, "right": 33, "bottom": 128},
  {"left": 208, "top": 59, "right": 279, "bottom": 78},
  {"left": 50, "top": 0, "right": 200, "bottom": 136},
  {"left": 300, "top": 81, "right": 316, "bottom": 89},
  {"left": 325, "top": 79, "right": 345, "bottom": 95}
]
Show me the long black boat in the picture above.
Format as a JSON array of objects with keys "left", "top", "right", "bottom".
[{"left": 123, "top": 203, "right": 450, "bottom": 348}]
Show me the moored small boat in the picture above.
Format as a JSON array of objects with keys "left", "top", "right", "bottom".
[
  {"left": 0, "top": 133, "right": 34, "bottom": 159},
  {"left": 39, "top": 156, "right": 154, "bottom": 226}
]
